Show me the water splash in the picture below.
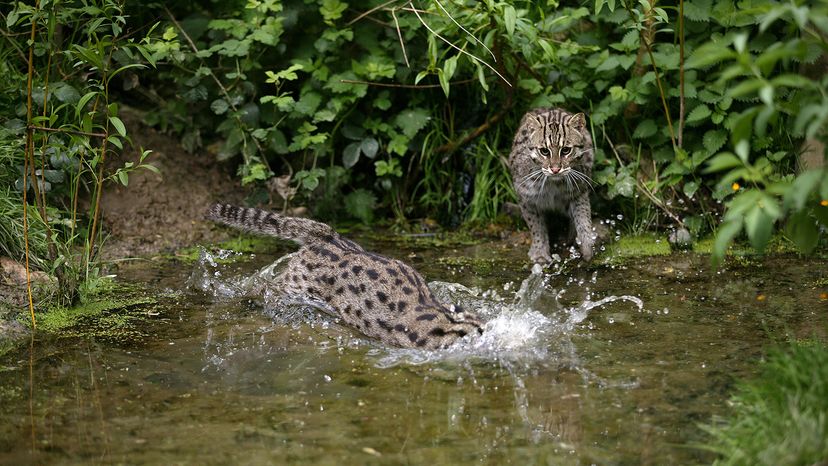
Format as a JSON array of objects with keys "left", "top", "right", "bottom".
[{"left": 191, "top": 248, "right": 644, "bottom": 370}]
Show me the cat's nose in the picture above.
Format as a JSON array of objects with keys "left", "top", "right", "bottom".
[{"left": 550, "top": 166, "right": 561, "bottom": 174}]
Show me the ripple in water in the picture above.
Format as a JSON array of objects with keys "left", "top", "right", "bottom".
[{"left": 190, "top": 248, "right": 644, "bottom": 369}]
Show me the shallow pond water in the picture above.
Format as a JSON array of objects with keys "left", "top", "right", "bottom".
[{"left": 1, "top": 236, "right": 826, "bottom": 465}]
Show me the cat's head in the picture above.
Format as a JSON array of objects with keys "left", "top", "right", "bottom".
[{"left": 526, "top": 111, "right": 589, "bottom": 177}]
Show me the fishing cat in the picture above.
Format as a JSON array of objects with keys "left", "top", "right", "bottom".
[
  {"left": 508, "top": 107, "right": 596, "bottom": 263},
  {"left": 207, "top": 203, "right": 483, "bottom": 349}
]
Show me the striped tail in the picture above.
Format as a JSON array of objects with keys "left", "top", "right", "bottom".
[{"left": 206, "top": 203, "right": 335, "bottom": 245}]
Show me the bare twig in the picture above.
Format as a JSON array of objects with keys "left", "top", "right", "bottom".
[
  {"left": 339, "top": 78, "right": 475, "bottom": 88},
  {"left": 390, "top": 7, "right": 410, "bottom": 67},
  {"left": 347, "top": 0, "right": 400, "bottom": 25},
  {"left": 28, "top": 125, "right": 107, "bottom": 138},
  {"left": 409, "top": 1, "right": 511, "bottom": 87},
  {"left": 23, "top": 0, "right": 39, "bottom": 328},
  {"left": 678, "top": 0, "right": 685, "bottom": 148}
]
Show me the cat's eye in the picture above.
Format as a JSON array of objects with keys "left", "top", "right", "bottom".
[
  {"left": 561, "top": 147, "right": 572, "bottom": 156},
  {"left": 538, "top": 147, "right": 550, "bottom": 157}
]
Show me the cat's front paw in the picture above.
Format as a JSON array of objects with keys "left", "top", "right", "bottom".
[{"left": 528, "top": 247, "right": 554, "bottom": 265}]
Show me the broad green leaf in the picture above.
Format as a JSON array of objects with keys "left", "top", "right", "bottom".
[
  {"left": 504, "top": 5, "right": 516, "bottom": 36},
  {"left": 360, "top": 137, "right": 379, "bottom": 159},
  {"left": 784, "top": 169, "right": 823, "bottom": 211},
  {"left": 704, "top": 153, "right": 743, "bottom": 173},
  {"left": 686, "top": 43, "right": 736, "bottom": 69},
  {"left": 109, "top": 116, "right": 127, "bottom": 137},
  {"left": 443, "top": 55, "right": 458, "bottom": 81},
  {"left": 712, "top": 220, "right": 742, "bottom": 265},
  {"left": 344, "top": 189, "right": 377, "bottom": 224},
  {"left": 683, "top": 181, "right": 699, "bottom": 198},
  {"left": 744, "top": 204, "right": 773, "bottom": 253},
  {"left": 210, "top": 99, "right": 229, "bottom": 115},
  {"left": 728, "top": 79, "right": 764, "bottom": 99},
  {"left": 703, "top": 129, "right": 728, "bottom": 154},
  {"left": 53, "top": 82, "right": 80, "bottom": 103},
  {"left": 394, "top": 108, "right": 430, "bottom": 138},
  {"left": 786, "top": 211, "right": 819, "bottom": 254},
  {"left": 118, "top": 170, "right": 129, "bottom": 186},
  {"left": 633, "top": 119, "right": 657, "bottom": 139},
  {"left": 438, "top": 70, "right": 450, "bottom": 97},
  {"left": 343, "top": 142, "right": 361, "bottom": 168},
  {"left": 686, "top": 104, "right": 711, "bottom": 123}
]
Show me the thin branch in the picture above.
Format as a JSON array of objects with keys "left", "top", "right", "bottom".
[
  {"left": 23, "top": 0, "right": 39, "bottom": 328},
  {"left": 678, "top": 0, "right": 685, "bottom": 148},
  {"left": 339, "top": 78, "right": 475, "bottom": 88},
  {"left": 391, "top": 7, "right": 409, "bottom": 67},
  {"left": 347, "top": 0, "right": 400, "bottom": 25},
  {"left": 408, "top": 1, "right": 511, "bottom": 87},
  {"left": 28, "top": 125, "right": 107, "bottom": 138}
]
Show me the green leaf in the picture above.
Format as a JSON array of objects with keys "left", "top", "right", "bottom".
[
  {"left": 744, "top": 204, "right": 773, "bottom": 253},
  {"left": 784, "top": 169, "right": 823, "bottom": 211},
  {"left": 107, "top": 135, "right": 123, "bottom": 150},
  {"left": 343, "top": 142, "right": 361, "bottom": 168},
  {"left": 443, "top": 55, "right": 458, "bottom": 81},
  {"left": 729, "top": 79, "right": 765, "bottom": 99},
  {"left": 703, "top": 129, "right": 728, "bottom": 154},
  {"left": 394, "top": 108, "right": 430, "bottom": 138},
  {"left": 360, "top": 138, "right": 379, "bottom": 159},
  {"left": 53, "top": 82, "right": 80, "bottom": 104},
  {"left": 704, "top": 153, "right": 743, "bottom": 173},
  {"left": 686, "top": 104, "right": 711, "bottom": 123},
  {"left": 713, "top": 220, "right": 742, "bottom": 265},
  {"left": 118, "top": 170, "right": 129, "bottom": 186},
  {"left": 320, "top": 0, "right": 348, "bottom": 24},
  {"left": 438, "top": 69, "right": 450, "bottom": 97},
  {"left": 344, "top": 189, "right": 377, "bottom": 224},
  {"left": 633, "top": 119, "right": 657, "bottom": 139},
  {"left": 504, "top": 5, "right": 517, "bottom": 36},
  {"left": 109, "top": 116, "right": 127, "bottom": 137},
  {"left": 265, "top": 64, "right": 304, "bottom": 83},
  {"left": 686, "top": 43, "right": 736, "bottom": 69},
  {"left": 595, "top": 55, "right": 620, "bottom": 73},
  {"left": 683, "top": 181, "right": 699, "bottom": 199},
  {"left": 210, "top": 99, "right": 229, "bottom": 115},
  {"left": 786, "top": 211, "right": 819, "bottom": 254}
]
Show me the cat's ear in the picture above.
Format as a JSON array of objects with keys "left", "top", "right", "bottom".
[{"left": 568, "top": 113, "right": 586, "bottom": 131}]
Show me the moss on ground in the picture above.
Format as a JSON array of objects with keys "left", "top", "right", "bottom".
[
  {"left": 27, "top": 278, "right": 170, "bottom": 345},
  {"left": 174, "top": 235, "right": 289, "bottom": 263},
  {"left": 595, "top": 234, "right": 672, "bottom": 266}
]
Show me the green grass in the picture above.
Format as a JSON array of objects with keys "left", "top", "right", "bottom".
[{"left": 700, "top": 339, "right": 828, "bottom": 465}]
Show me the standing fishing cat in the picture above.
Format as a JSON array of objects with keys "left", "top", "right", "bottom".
[
  {"left": 508, "top": 107, "right": 596, "bottom": 263},
  {"left": 207, "top": 204, "right": 483, "bottom": 349}
]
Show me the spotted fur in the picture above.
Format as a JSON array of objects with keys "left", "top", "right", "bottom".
[
  {"left": 508, "top": 107, "right": 596, "bottom": 263},
  {"left": 207, "top": 204, "right": 483, "bottom": 349}
]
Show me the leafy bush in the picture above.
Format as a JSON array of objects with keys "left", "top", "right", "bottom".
[
  {"left": 137, "top": 0, "right": 825, "bottom": 256},
  {"left": 1, "top": 0, "right": 158, "bottom": 307}
]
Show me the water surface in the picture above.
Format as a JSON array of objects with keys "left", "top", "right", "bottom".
[{"left": 1, "top": 236, "right": 826, "bottom": 464}]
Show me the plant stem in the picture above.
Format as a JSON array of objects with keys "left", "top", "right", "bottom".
[
  {"left": 678, "top": 0, "right": 685, "bottom": 148},
  {"left": 23, "top": 0, "right": 40, "bottom": 328}
]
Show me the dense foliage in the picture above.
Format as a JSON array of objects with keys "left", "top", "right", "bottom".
[
  {"left": 132, "top": 0, "right": 827, "bottom": 258},
  {"left": 1, "top": 0, "right": 827, "bottom": 302}
]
